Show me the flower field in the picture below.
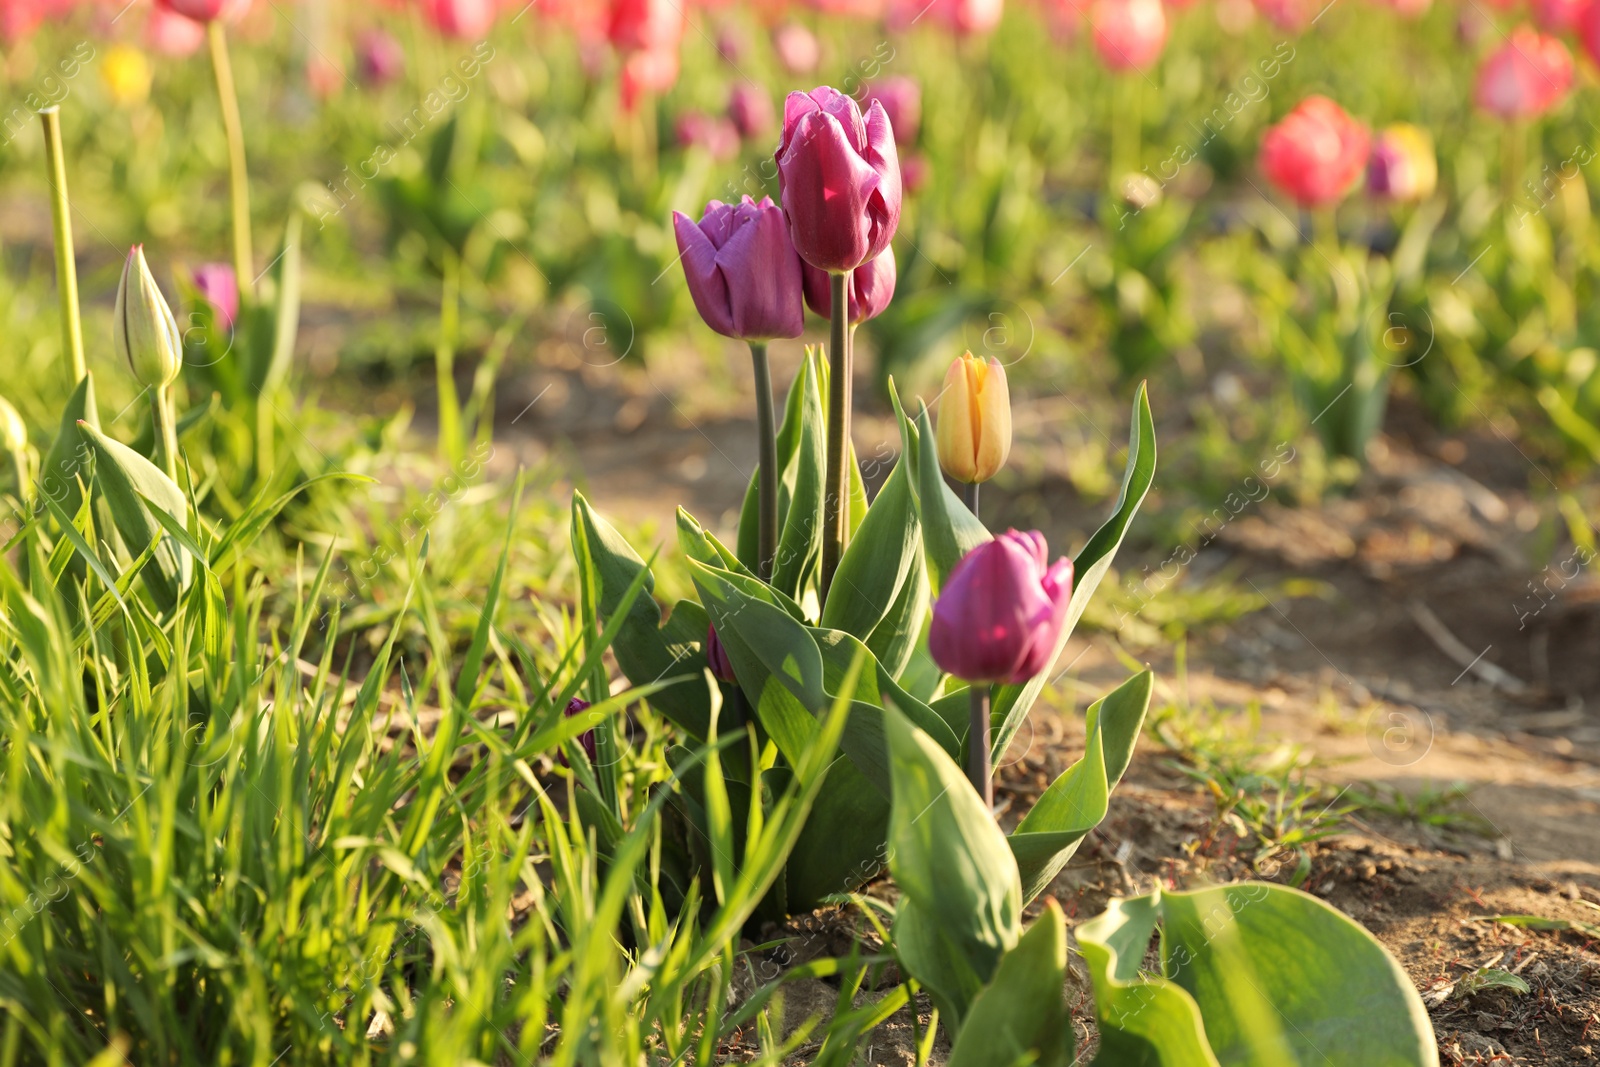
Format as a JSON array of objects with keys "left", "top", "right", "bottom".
[{"left": 0, "top": 0, "right": 1598, "bottom": 1063}]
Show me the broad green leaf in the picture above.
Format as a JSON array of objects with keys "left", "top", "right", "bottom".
[
  {"left": 1008, "top": 670, "right": 1152, "bottom": 902},
  {"left": 1078, "top": 884, "right": 1438, "bottom": 1067},
  {"left": 885, "top": 704, "right": 1020, "bottom": 1021},
  {"left": 947, "top": 901, "right": 1074, "bottom": 1067},
  {"left": 916, "top": 405, "right": 990, "bottom": 593},
  {"left": 820, "top": 448, "right": 921, "bottom": 648},
  {"left": 571, "top": 492, "right": 710, "bottom": 739},
  {"left": 679, "top": 507, "right": 804, "bottom": 621},
  {"left": 77, "top": 421, "right": 191, "bottom": 609},
  {"left": 990, "top": 383, "right": 1156, "bottom": 759}
]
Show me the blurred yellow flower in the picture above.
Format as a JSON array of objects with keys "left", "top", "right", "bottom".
[{"left": 102, "top": 45, "right": 152, "bottom": 108}]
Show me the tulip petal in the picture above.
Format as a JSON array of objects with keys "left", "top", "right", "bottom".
[
  {"left": 715, "top": 203, "right": 805, "bottom": 340},
  {"left": 673, "top": 209, "right": 737, "bottom": 337}
]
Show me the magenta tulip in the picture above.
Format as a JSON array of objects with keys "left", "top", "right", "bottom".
[
  {"left": 1259, "top": 96, "right": 1371, "bottom": 208},
  {"left": 559, "top": 697, "right": 598, "bottom": 766},
  {"left": 672, "top": 196, "right": 805, "bottom": 342},
  {"left": 929, "top": 531, "right": 1074, "bottom": 684},
  {"left": 356, "top": 28, "right": 405, "bottom": 86},
  {"left": 422, "top": 0, "right": 497, "bottom": 38},
  {"left": 775, "top": 86, "right": 902, "bottom": 274},
  {"left": 863, "top": 77, "right": 921, "bottom": 144},
  {"left": 190, "top": 262, "right": 238, "bottom": 328},
  {"left": 728, "top": 83, "right": 774, "bottom": 140},
  {"left": 706, "top": 624, "right": 736, "bottom": 683},
  {"left": 802, "top": 247, "right": 896, "bottom": 325}
]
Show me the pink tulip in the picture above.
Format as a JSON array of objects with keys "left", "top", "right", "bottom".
[
  {"left": 1475, "top": 27, "right": 1572, "bottom": 119},
  {"left": 1259, "top": 96, "right": 1371, "bottom": 207},
  {"left": 620, "top": 45, "right": 679, "bottom": 110},
  {"left": 154, "top": 0, "right": 248, "bottom": 23},
  {"left": 929, "top": 531, "right": 1074, "bottom": 684},
  {"left": 146, "top": 6, "right": 208, "bottom": 56},
  {"left": 673, "top": 196, "right": 806, "bottom": 342},
  {"left": 1533, "top": 0, "right": 1583, "bottom": 27},
  {"left": 862, "top": 77, "right": 921, "bottom": 144},
  {"left": 675, "top": 111, "right": 740, "bottom": 161},
  {"left": 1091, "top": 0, "right": 1167, "bottom": 72},
  {"left": 771, "top": 22, "right": 820, "bottom": 74},
  {"left": 775, "top": 86, "right": 902, "bottom": 274},
  {"left": 608, "top": 0, "right": 682, "bottom": 51},
  {"left": 0, "top": 0, "right": 45, "bottom": 43},
  {"left": 728, "top": 83, "right": 774, "bottom": 140},
  {"left": 356, "top": 28, "right": 405, "bottom": 86},
  {"left": 420, "top": 0, "right": 497, "bottom": 37},
  {"left": 802, "top": 247, "right": 896, "bottom": 325},
  {"left": 899, "top": 0, "right": 1004, "bottom": 34},
  {"left": 1253, "top": 0, "right": 1315, "bottom": 31},
  {"left": 900, "top": 151, "right": 929, "bottom": 195},
  {"left": 190, "top": 263, "right": 238, "bottom": 329},
  {"left": 706, "top": 624, "right": 736, "bottom": 683}
]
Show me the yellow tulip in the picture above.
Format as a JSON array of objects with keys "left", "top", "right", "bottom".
[
  {"left": 935, "top": 353, "right": 1011, "bottom": 484},
  {"left": 102, "top": 45, "right": 152, "bottom": 109}
]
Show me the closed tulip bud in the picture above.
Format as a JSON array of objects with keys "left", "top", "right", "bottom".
[
  {"left": 559, "top": 697, "right": 598, "bottom": 766},
  {"left": 802, "top": 246, "right": 896, "bottom": 325},
  {"left": 775, "top": 86, "right": 902, "bottom": 274},
  {"left": 1090, "top": 0, "right": 1167, "bottom": 72},
  {"left": 706, "top": 624, "right": 736, "bottom": 683},
  {"left": 673, "top": 196, "right": 805, "bottom": 342},
  {"left": 929, "top": 530, "right": 1074, "bottom": 683},
  {"left": 1258, "top": 96, "right": 1370, "bottom": 208},
  {"left": 115, "top": 246, "right": 183, "bottom": 391},
  {"left": 1367, "top": 124, "right": 1437, "bottom": 203},
  {"left": 936, "top": 353, "right": 1011, "bottom": 485},
  {"left": 102, "top": 45, "right": 152, "bottom": 108},
  {"left": 0, "top": 394, "right": 24, "bottom": 454}
]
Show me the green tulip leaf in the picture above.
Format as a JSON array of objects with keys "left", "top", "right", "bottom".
[
  {"left": 885, "top": 703, "right": 1021, "bottom": 1025},
  {"left": 1008, "top": 670, "right": 1151, "bottom": 903},
  {"left": 571, "top": 492, "right": 710, "bottom": 739},
  {"left": 946, "top": 901, "right": 1075, "bottom": 1067},
  {"left": 679, "top": 507, "right": 804, "bottom": 621},
  {"left": 78, "top": 421, "right": 191, "bottom": 610},
  {"left": 1078, "top": 883, "right": 1438, "bottom": 1067},
  {"left": 38, "top": 375, "right": 99, "bottom": 611},
  {"left": 819, "top": 448, "right": 921, "bottom": 649},
  {"left": 990, "top": 382, "right": 1156, "bottom": 760},
  {"left": 772, "top": 354, "right": 828, "bottom": 604}
]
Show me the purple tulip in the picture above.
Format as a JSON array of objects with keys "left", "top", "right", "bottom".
[
  {"left": 862, "top": 77, "right": 921, "bottom": 144},
  {"left": 727, "top": 82, "right": 774, "bottom": 140},
  {"left": 190, "top": 262, "right": 238, "bottom": 329},
  {"left": 775, "top": 86, "right": 902, "bottom": 274},
  {"left": 560, "top": 697, "right": 598, "bottom": 766},
  {"left": 356, "top": 28, "right": 405, "bottom": 87},
  {"left": 802, "top": 246, "right": 896, "bottom": 325},
  {"left": 672, "top": 196, "right": 805, "bottom": 342},
  {"left": 928, "top": 530, "right": 1074, "bottom": 684},
  {"left": 706, "top": 624, "right": 736, "bottom": 683}
]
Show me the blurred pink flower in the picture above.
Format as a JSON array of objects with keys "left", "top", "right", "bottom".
[
  {"left": 1090, "top": 0, "right": 1168, "bottom": 71},
  {"left": 675, "top": 110, "right": 740, "bottom": 160},
  {"left": 191, "top": 262, "right": 239, "bottom": 328},
  {"left": 1475, "top": 27, "right": 1572, "bottom": 119},
  {"left": 146, "top": 6, "right": 207, "bottom": 55},
  {"left": 356, "top": 28, "right": 405, "bottom": 86},
  {"left": 862, "top": 76, "right": 921, "bottom": 144},
  {"left": 1259, "top": 95, "right": 1371, "bottom": 207},
  {"left": 771, "top": 22, "right": 820, "bottom": 73},
  {"left": 421, "top": 0, "right": 497, "bottom": 37},
  {"left": 728, "top": 82, "right": 774, "bottom": 139}
]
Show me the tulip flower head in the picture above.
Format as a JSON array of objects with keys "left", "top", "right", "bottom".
[
  {"left": 422, "top": 0, "right": 497, "bottom": 38},
  {"left": 560, "top": 697, "right": 598, "bottom": 766},
  {"left": 147, "top": 6, "right": 208, "bottom": 56},
  {"left": 771, "top": 22, "right": 820, "bottom": 74},
  {"left": 706, "top": 624, "right": 736, "bottom": 683},
  {"left": 672, "top": 197, "right": 806, "bottom": 342},
  {"left": 191, "top": 262, "right": 239, "bottom": 329},
  {"left": 356, "top": 28, "right": 406, "bottom": 86},
  {"left": 102, "top": 45, "right": 153, "bottom": 108},
  {"left": 155, "top": 0, "right": 248, "bottom": 23},
  {"left": 727, "top": 83, "right": 774, "bottom": 140},
  {"left": 929, "top": 530, "right": 1074, "bottom": 684},
  {"left": 1475, "top": 27, "right": 1572, "bottom": 120},
  {"left": 1259, "top": 96, "right": 1370, "bottom": 208},
  {"left": 1090, "top": 0, "right": 1168, "bottom": 72},
  {"left": 936, "top": 353, "right": 1011, "bottom": 485},
  {"left": 775, "top": 86, "right": 902, "bottom": 274},
  {"left": 1367, "top": 124, "right": 1437, "bottom": 203},
  {"left": 115, "top": 246, "right": 183, "bottom": 392},
  {"left": 675, "top": 111, "right": 740, "bottom": 162},
  {"left": 863, "top": 77, "right": 921, "bottom": 144},
  {"left": 802, "top": 247, "right": 897, "bottom": 326},
  {"left": 1533, "top": 0, "right": 1584, "bottom": 33}
]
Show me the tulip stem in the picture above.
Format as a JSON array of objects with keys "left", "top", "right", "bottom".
[
  {"left": 39, "top": 107, "right": 85, "bottom": 383},
  {"left": 436, "top": 250, "right": 463, "bottom": 466},
  {"left": 962, "top": 479, "right": 980, "bottom": 523},
  {"left": 750, "top": 342, "right": 778, "bottom": 582},
  {"left": 208, "top": 21, "right": 253, "bottom": 304},
  {"left": 820, "top": 269, "right": 852, "bottom": 604},
  {"left": 969, "top": 685, "right": 994, "bottom": 812},
  {"left": 154, "top": 385, "right": 180, "bottom": 484}
]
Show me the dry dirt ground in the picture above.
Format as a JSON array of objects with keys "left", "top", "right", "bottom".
[{"left": 467, "top": 338, "right": 1600, "bottom": 1064}]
